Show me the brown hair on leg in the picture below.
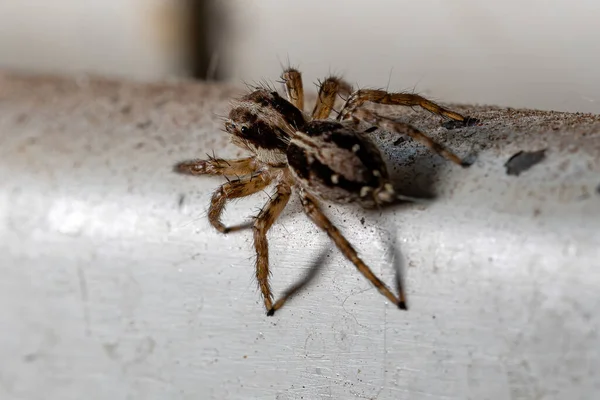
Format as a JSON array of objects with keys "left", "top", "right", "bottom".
[
  {"left": 252, "top": 183, "right": 292, "bottom": 315},
  {"left": 299, "top": 190, "right": 406, "bottom": 309}
]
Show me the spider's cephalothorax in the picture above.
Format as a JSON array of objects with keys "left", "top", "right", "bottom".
[{"left": 175, "top": 68, "right": 475, "bottom": 315}]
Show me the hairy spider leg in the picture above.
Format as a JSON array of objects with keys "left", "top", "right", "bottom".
[
  {"left": 311, "top": 76, "right": 353, "bottom": 120},
  {"left": 299, "top": 190, "right": 407, "bottom": 310},
  {"left": 253, "top": 182, "right": 292, "bottom": 315},
  {"left": 175, "top": 156, "right": 258, "bottom": 176},
  {"left": 352, "top": 108, "right": 468, "bottom": 167},
  {"left": 281, "top": 68, "right": 305, "bottom": 111},
  {"left": 208, "top": 171, "right": 273, "bottom": 233},
  {"left": 338, "top": 89, "right": 467, "bottom": 122}
]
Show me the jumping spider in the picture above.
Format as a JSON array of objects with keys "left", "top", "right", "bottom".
[{"left": 175, "top": 68, "right": 474, "bottom": 316}]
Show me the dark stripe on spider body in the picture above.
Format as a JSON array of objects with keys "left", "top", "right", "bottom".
[{"left": 287, "top": 121, "right": 391, "bottom": 207}]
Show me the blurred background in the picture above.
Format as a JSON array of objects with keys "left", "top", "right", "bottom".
[{"left": 1, "top": 0, "right": 599, "bottom": 113}]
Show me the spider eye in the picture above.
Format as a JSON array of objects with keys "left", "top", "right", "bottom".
[{"left": 240, "top": 126, "right": 249, "bottom": 134}]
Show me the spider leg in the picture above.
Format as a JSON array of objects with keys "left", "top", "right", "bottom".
[
  {"left": 281, "top": 68, "right": 305, "bottom": 111},
  {"left": 311, "top": 76, "right": 353, "bottom": 120},
  {"left": 252, "top": 182, "right": 292, "bottom": 315},
  {"left": 299, "top": 190, "right": 407, "bottom": 310},
  {"left": 352, "top": 108, "right": 467, "bottom": 167},
  {"left": 337, "top": 89, "right": 467, "bottom": 122},
  {"left": 209, "top": 170, "right": 273, "bottom": 233},
  {"left": 175, "top": 156, "right": 258, "bottom": 176}
]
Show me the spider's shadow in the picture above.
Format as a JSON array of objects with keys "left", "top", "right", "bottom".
[
  {"left": 355, "top": 206, "right": 410, "bottom": 309},
  {"left": 378, "top": 121, "right": 479, "bottom": 199},
  {"left": 274, "top": 246, "right": 330, "bottom": 308},
  {"left": 387, "top": 218, "right": 409, "bottom": 309},
  {"left": 387, "top": 156, "right": 441, "bottom": 199},
  {"left": 275, "top": 232, "right": 408, "bottom": 311}
]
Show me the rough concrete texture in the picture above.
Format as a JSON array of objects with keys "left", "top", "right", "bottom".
[{"left": 1, "top": 71, "right": 599, "bottom": 399}]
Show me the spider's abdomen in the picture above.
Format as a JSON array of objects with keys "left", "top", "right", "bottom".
[{"left": 287, "top": 121, "right": 392, "bottom": 208}]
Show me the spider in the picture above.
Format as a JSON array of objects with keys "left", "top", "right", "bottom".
[{"left": 175, "top": 68, "right": 474, "bottom": 316}]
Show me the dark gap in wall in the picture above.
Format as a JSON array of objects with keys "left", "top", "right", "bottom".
[{"left": 187, "top": 0, "right": 227, "bottom": 81}]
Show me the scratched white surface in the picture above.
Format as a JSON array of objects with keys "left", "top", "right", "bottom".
[{"left": 1, "top": 72, "right": 600, "bottom": 400}]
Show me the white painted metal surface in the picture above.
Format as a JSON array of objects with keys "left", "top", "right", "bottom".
[{"left": 1, "top": 73, "right": 599, "bottom": 399}]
